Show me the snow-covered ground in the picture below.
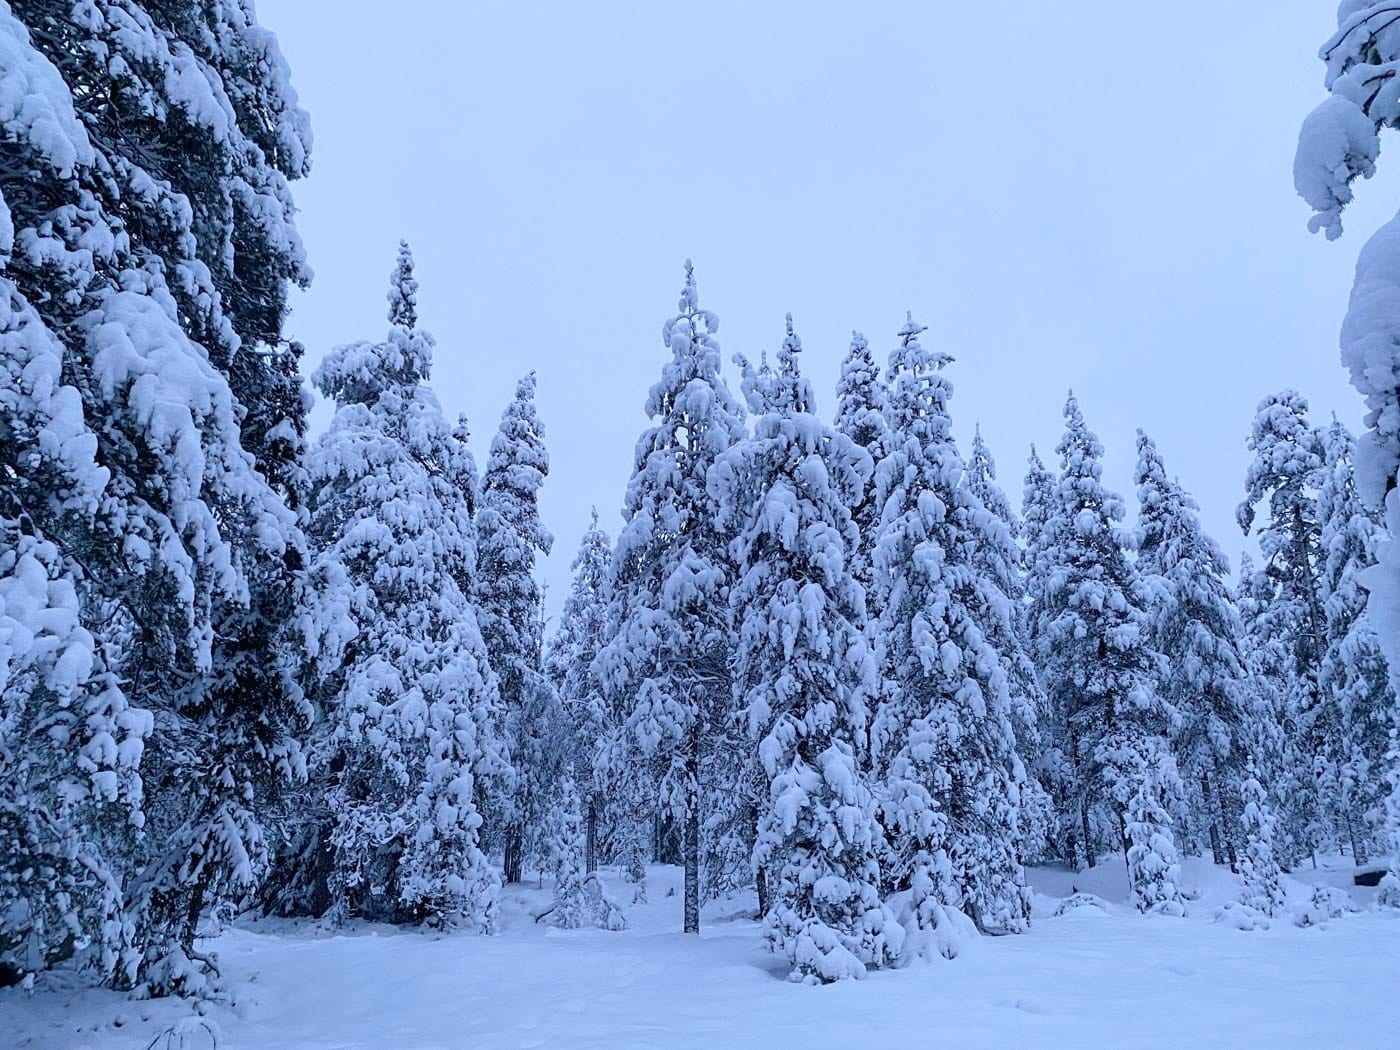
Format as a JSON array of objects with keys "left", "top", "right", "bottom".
[{"left": 6, "top": 857, "right": 1398, "bottom": 1050}]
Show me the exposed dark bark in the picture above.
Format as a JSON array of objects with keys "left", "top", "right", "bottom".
[
  {"left": 585, "top": 798, "right": 599, "bottom": 875},
  {"left": 1081, "top": 796, "right": 1094, "bottom": 868},
  {"left": 1344, "top": 804, "right": 1368, "bottom": 866},
  {"left": 504, "top": 826, "right": 524, "bottom": 884},
  {"left": 1203, "top": 771, "right": 1226, "bottom": 866},
  {"left": 683, "top": 720, "right": 701, "bottom": 935},
  {"left": 1213, "top": 767, "right": 1239, "bottom": 872}
]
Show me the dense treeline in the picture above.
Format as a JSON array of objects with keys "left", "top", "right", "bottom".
[{"left": 3, "top": 0, "right": 1400, "bottom": 994}]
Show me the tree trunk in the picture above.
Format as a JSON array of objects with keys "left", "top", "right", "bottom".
[
  {"left": 684, "top": 720, "right": 701, "bottom": 935},
  {"left": 181, "top": 876, "right": 207, "bottom": 953},
  {"left": 1081, "top": 796, "right": 1094, "bottom": 869},
  {"left": 585, "top": 797, "right": 598, "bottom": 875},
  {"left": 1214, "top": 772, "right": 1239, "bottom": 872},
  {"left": 756, "top": 865, "right": 770, "bottom": 920},
  {"left": 1202, "top": 771, "right": 1226, "bottom": 866},
  {"left": 1344, "top": 803, "right": 1368, "bottom": 866},
  {"left": 504, "top": 825, "right": 524, "bottom": 884}
]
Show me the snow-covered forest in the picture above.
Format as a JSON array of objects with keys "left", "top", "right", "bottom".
[{"left": 3, "top": 2, "right": 1400, "bottom": 1047}]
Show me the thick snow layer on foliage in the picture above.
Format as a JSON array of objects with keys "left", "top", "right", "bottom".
[{"left": 6, "top": 858, "right": 1398, "bottom": 1049}]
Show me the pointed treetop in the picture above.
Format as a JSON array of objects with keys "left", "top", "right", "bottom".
[
  {"left": 775, "top": 312, "right": 813, "bottom": 414},
  {"left": 1135, "top": 429, "right": 1166, "bottom": 481},
  {"left": 887, "top": 311, "right": 955, "bottom": 435},
  {"left": 679, "top": 258, "right": 699, "bottom": 315},
  {"left": 1134, "top": 428, "right": 1175, "bottom": 536},
  {"left": 969, "top": 424, "right": 997, "bottom": 480},
  {"left": 778, "top": 313, "right": 801, "bottom": 372},
  {"left": 834, "top": 330, "right": 884, "bottom": 430},
  {"left": 589, "top": 505, "right": 599, "bottom": 530},
  {"left": 388, "top": 239, "right": 418, "bottom": 330}
]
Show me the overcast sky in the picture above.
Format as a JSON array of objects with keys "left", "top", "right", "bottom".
[{"left": 261, "top": 0, "right": 1399, "bottom": 624}]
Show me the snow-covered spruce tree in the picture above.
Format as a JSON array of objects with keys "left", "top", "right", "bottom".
[
  {"left": 1020, "top": 444, "right": 1078, "bottom": 864},
  {"left": 867, "top": 314, "right": 1030, "bottom": 939},
  {"left": 545, "top": 509, "right": 613, "bottom": 873},
  {"left": 1232, "top": 553, "right": 1310, "bottom": 867},
  {"left": 1296, "top": 5, "right": 1400, "bottom": 706},
  {"left": 1381, "top": 715, "right": 1400, "bottom": 905},
  {"left": 546, "top": 773, "right": 588, "bottom": 929},
  {"left": 1134, "top": 431, "right": 1251, "bottom": 869},
  {"left": 833, "top": 331, "right": 893, "bottom": 600},
  {"left": 963, "top": 425, "right": 1053, "bottom": 864},
  {"left": 593, "top": 262, "right": 745, "bottom": 934},
  {"left": 1237, "top": 760, "right": 1287, "bottom": 918},
  {"left": 475, "top": 373, "right": 555, "bottom": 884},
  {"left": 1317, "top": 419, "right": 1397, "bottom": 863},
  {"left": 1296, "top": 7, "right": 1400, "bottom": 891},
  {"left": 1033, "top": 395, "right": 1184, "bottom": 913},
  {"left": 0, "top": 4, "right": 311, "bottom": 993},
  {"left": 711, "top": 315, "right": 901, "bottom": 982},
  {"left": 0, "top": 276, "right": 143, "bottom": 987},
  {"left": 304, "top": 247, "right": 502, "bottom": 930},
  {"left": 1236, "top": 390, "right": 1330, "bottom": 862},
  {"left": 0, "top": 26, "right": 144, "bottom": 981}
]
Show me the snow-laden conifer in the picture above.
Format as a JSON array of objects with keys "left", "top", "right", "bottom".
[
  {"left": 1237, "top": 391, "right": 1329, "bottom": 862},
  {"left": 868, "top": 314, "right": 1031, "bottom": 938},
  {"left": 833, "top": 331, "right": 892, "bottom": 600},
  {"left": 1238, "top": 760, "right": 1287, "bottom": 917},
  {"left": 1134, "top": 431, "right": 1251, "bottom": 869},
  {"left": 712, "top": 315, "right": 900, "bottom": 982},
  {"left": 1032, "top": 396, "right": 1183, "bottom": 913},
  {"left": 1296, "top": 9, "right": 1400, "bottom": 855},
  {"left": 964, "top": 426, "right": 1053, "bottom": 863},
  {"left": 475, "top": 373, "right": 555, "bottom": 882},
  {"left": 0, "top": 3, "right": 312, "bottom": 992},
  {"left": 1021, "top": 445, "right": 1078, "bottom": 864},
  {"left": 304, "top": 247, "right": 502, "bottom": 930},
  {"left": 593, "top": 262, "right": 745, "bottom": 934},
  {"left": 545, "top": 510, "right": 614, "bottom": 872},
  {"left": 1316, "top": 420, "right": 1397, "bottom": 863},
  {"left": 547, "top": 774, "right": 589, "bottom": 929}
]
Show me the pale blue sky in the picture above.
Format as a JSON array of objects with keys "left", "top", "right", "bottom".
[{"left": 262, "top": 1, "right": 1396, "bottom": 621}]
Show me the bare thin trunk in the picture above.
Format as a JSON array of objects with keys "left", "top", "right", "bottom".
[
  {"left": 585, "top": 798, "right": 598, "bottom": 875},
  {"left": 684, "top": 721, "right": 701, "bottom": 935},
  {"left": 1081, "top": 796, "right": 1094, "bottom": 869},
  {"left": 504, "top": 826, "right": 524, "bottom": 884},
  {"left": 1203, "top": 771, "right": 1226, "bottom": 866},
  {"left": 1345, "top": 803, "right": 1368, "bottom": 866}
]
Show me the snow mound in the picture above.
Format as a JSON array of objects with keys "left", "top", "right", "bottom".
[
  {"left": 1052, "top": 893, "right": 1113, "bottom": 917},
  {"left": 1291, "top": 885, "right": 1358, "bottom": 929}
]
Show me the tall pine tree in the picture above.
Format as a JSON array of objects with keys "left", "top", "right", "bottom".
[
  {"left": 0, "top": 2, "right": 311, "bottom": 992},
  {"left": 869, "top": 314, "right": 1030, "bottom": 937},
  {"left": 1134, "top": 430, "right": 1251, "bottom": 870},
  {"left": 1237, "top": 390, "right": 1328, "bottom": 863},
  {"left": 713, "top": 315, "right": 901, "bottom": 982},
  {"left": 593, "top": 262, "right": 745, "bottom": 934},
  {"left": 545, "top": 510, "right": 613, "bottom": 873},
  {"left": 475, "top": 373, "right": 555, "bottom": 883},
  {"left": 302, "top": 246, "right": 503, "bottom": 930},
  {"left": 1316, "top": 419, "right": 1396, "bottom": 862},
  {"left": 1033, "top": 395, "right": 1183, "bottom": 913}
]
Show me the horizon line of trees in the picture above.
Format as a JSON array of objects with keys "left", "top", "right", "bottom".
[{"left": 4, "top": 0, "right": 1400, "bottom": 996}]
